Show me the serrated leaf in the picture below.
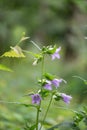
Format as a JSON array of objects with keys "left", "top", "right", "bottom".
[
  {"left": 0, "top": 64, "right": 13, "bottom": 72},
  {"left": 1, "top": 45, "right": 25, "bottom": 58}
]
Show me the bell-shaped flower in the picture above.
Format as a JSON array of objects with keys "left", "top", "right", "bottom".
[
  {"left": 51, "top": 78, "right": 62, "bottom": 88},
  {"left": 51, "top": 47, "right": 61, "bottom": 60},
  {"left": 31, "top": 94, "right": 41, "bottom": 104},
  {"left": 61, "top": 93, "right": 72, "bottom": 104},
  {"left": 44, "top": 80, "right": 52, "bottom": 90}
]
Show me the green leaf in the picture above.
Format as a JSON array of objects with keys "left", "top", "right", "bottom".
[
  {"left": 29, "top": 124, "right": 36, "bottom": 130},
  {"left": 0, "top": 64, "right": 13, "bottom": 72},
  {"left": 38, "top": 79, "right": 47, "bottom": 86},
  {"left": 42, "top": 45, "right": 57, "bottom": 54},
  {"left": 47, "top": 45, "right": 57, "bottom": 54},
  {"left": 44, "top": 73, "right": 55, "bottom": 80},
  {"left": 83, "top": 106, "right": 87, "bottom": 113},
  {"left": 24, "top": 123, "right": 36, "bottom": 130},
  {"left": 84, "top": 81, "right": 87, "bottom": 85},
  {"left": 38, "top": 89, "right": 50, "bottom": 98},
  {"left": 1, "top": 45, "right": 25, "bottom": 58},
  {"left": 21, "top": 103, "right": 37, "bottom": 109},
  {"left": 33, "top": 53, "right": 43, "bottom": 65},
  {"left": 53, "top": 92, "right": 62, "bottom": 101},
  {"left": 47, "top": 121, "right": 75, "bottom": 130}
]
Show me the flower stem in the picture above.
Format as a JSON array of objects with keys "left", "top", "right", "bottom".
[
  {"left": 41, "top": 55, "right": 45, "bottom": 79},
  {"left": 36, "top": 104, "right": 41, "bottom": 130},
  {"left": 39, "top": 94, "right": 53, "bottom": 130},
  {"left": 36, "top": 55, "right": 45, "bottom": 130},
  {"left": 22, "top": 49, "right": 35, "bottom": 56}
]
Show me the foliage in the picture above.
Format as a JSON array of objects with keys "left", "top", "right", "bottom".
[
  {"left": 0, "top": 0, "right": 87, "bottom": 58},
  {"left": 47, "top": 107, "right": 87, "bottom": 130},
  {"left": 0, "top": 35, "right": 73, "bottom": 130},
  {"left": 1, "top": 45, "right": 25, "bottom": 58},
  {"left": 0, "top": 0, "right": 87, "bottom": 125},
  {"left": 0, "top": 0, "right": 87, "bottom": 102},
  {"left": 72, "top": 106, "right": 87, "bottom": 130},
  {"left": 0, "top": 64, "right": 12, "bottom": 72}
]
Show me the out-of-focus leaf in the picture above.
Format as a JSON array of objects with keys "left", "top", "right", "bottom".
[
  {"left": 29, "top": 124, "right": 36, "bottom": 130},
  {"left": 19, "top": 36, "right": 29, "bottom": 43},
  {"left": 84, "top": 81, "right": 87, "bottom": 85},
  {"left": 47, "top": 121, "right": 77, "bottom": 130},
  {"left": 24, "top": 123, "right": 36, "bottom": 130},
  {"left": 0, "top": 64, "right": 13, "bottom": 72},
  {"left": 38, "top": 89, "right": 50, "bottom": 98},
  {"left": 42, "top": 45, "right": 57, "bottom": 54},
  {"left": 44, "top": 73, "right": 55, "bottom": 80},
  {"left": 1, "top": 45, "right": 25, "bottom": 58},
  {"left": 21, "top": 103, "right": 37, "bottom": 108}
]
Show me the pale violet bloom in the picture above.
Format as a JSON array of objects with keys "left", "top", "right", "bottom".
[
  {"left": 51, "top": 47, "right": 61, "bottom": 60},
  {"left": 51, "top": 79, "right": 62, "bottom": 88},
  {"left": 31, "top": 94, "right": 41, "bottom": 104},
  {"left": 44, "top": 79, "right": 62, "bottom": 90},
  {"left": 44, "top": 80, "right": 52, "bottom": 90},
  {"left": 61, "top": 93, "right": 72, "bottom": 104}
]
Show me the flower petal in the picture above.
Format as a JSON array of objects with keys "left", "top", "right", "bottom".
[
  {"left": 61, "top": 93, "right": 72, "bottom": 104},
  {"left": 44, "top": 83, "right": 52, "bottom": 90},
  {"left": 31, "top": 94, "right": 41, "bottom": 104},
  {"left": 51, "top": 79, "right": 62, "bottom": 88},
  {"left": 51, "top": 47, "right": 61, "bottom": 60}
]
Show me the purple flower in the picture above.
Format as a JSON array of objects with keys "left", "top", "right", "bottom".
[
  {"left": 51, "top": 47, "right": 61, "bottom": 60},
  {"left": 31, "top": 94, "right": 41, "bottom": 104},
  {"left": 44, "top": 80, "right": 52, "bottom": 90},
  {"left": 61, "top": 93, "right": 72, "bottom": 104},
  {"left": 51, "top": 79, "right": 62, "bottom": 88}
]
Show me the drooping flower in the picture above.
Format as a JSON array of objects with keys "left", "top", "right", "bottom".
[
  {"left": 44, "top": 80, "right": 52, "bottom": 90},
  {"left": 31, "top": 94, "right": 41, "bottom": 104},
  {"left": 51, "top": 47, "right": 61, "bottom": 60},
  {"left": 51, "top": 78, "right": 62, "bottom": 88},
  {"left": 61, "top": 93, "right": 72, "bottom": 104}
]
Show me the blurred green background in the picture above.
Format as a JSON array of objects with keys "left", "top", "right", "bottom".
[{"left": 0, "top": 0, "right": 87, "bottom": 129}]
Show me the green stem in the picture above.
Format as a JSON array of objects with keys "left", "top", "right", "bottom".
[
  {"left": 16, "top": 40, "right": 21, "bottom": 46},
  {"left": 36, "top": 55, "right": 44, "bottom": 130},
  {"left": 41, "top": 55, "right": 44, "bottom": 79},
  {"left": 36, "top": 104, "right": 41, "bottom": 130},
  {"left": 22, "top": 49, "right": 35, "bottom": 56},
  {"left": 39, "top": 94, "right": 53, "bottom": 130}
]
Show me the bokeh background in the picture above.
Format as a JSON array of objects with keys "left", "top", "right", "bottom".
[{"left": 0, "top": 0, "right": 87, "bottom": 129}]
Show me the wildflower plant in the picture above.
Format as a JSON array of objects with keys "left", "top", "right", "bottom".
[{"left": 0, "top": 34, "right": 72, "bottom": 130}]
